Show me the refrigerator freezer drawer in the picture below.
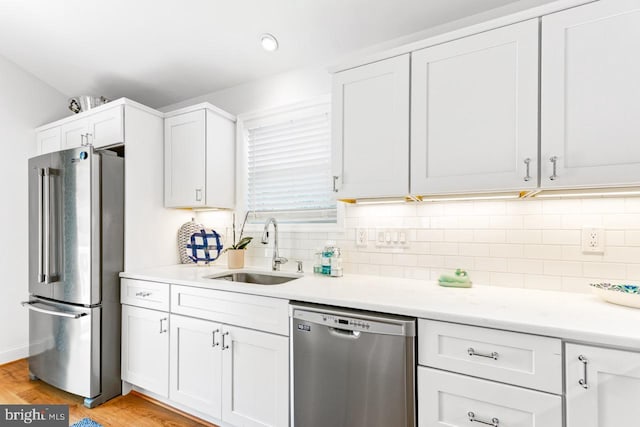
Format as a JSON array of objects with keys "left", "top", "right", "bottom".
[{"left": 26, "top": 298, "right": 100, "bottom": 398}]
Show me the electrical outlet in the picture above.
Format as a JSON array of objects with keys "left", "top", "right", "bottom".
[
  {"left": 355, "top": 228, "right": 368, "bottom": 247},
  {"left": 582, "top": 227, "right": 605, "bottom": 254}
]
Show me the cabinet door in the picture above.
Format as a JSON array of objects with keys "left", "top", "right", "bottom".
[
  {"left": 221, "top": 325, "right": 289, "bottom": 427},
  {"left": 566, "top": 343, "right": 640, "bottom": 427},
  {"left": 170, "top": 314, "right": 223, "bottom": 419},
  {"left": 164, "top": 110, "right": 206, "bottom": 207},
  {"left": 88, "top": 106, "right": 124, "bottom": 148},
  {"left": 542, "top": 0, "right": 640, "bottom": 188},
  {"left": 418, "top": 367, "right": 561, "bottom": 427},
  {"left": 121, "top": 305, "right": 169, "bottom": 397},
  {"left": 332, "top": 54, "right": 410, "bottom": 199},
  {"left": 60, "top": 118, "right": 89, "bottom": 150},
  {"left": 36, "top": 127, "right": 61, "bottom": 154},
  {"left": 411, "top": 19, "right": 538, "bottom": 195}
]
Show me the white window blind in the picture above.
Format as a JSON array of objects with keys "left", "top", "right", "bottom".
[{"left": 244, "top": 101, "right": 336, "bottom": 223}]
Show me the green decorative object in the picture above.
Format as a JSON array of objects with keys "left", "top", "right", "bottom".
[{"left": 438, "top": 269, "right": 472, "bottom": 288}]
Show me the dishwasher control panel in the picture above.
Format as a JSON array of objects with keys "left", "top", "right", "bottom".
[
  {"left": 292, "top": 306, "right": 415, "bottom": 336},
  {"left": 323, "top": 314, "right": 371, "bottom": 330}
]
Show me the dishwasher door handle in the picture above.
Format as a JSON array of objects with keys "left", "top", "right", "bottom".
[{"left": 328, "top": 327, "right": 361, "bottom": 339}]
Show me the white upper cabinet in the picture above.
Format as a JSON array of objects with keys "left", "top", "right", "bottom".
[
  {"left": 411, "top": 19, "right": 539, "bottom": 195},
  {"left": 542, "top": 0, "right": 640, "bottom": 188},
  {"left": 332, "top": 54, "right": 410, "bottom": 199},
  {"left": 164, "top": 104, "right": 235, "bottom": 209},
  {"left": 565, "top": 343, "right": 640, "bottom": 427},
  {"left": 60, "top": 106, "right": 124, "bottom": 150},
  {"left": 164, "top": 110, "right": 206, "bottom": 207},
  {"left": 88, "top": 106, "right": 124, "bottom": 148},
  {"left": 36, "top": 127, "right": 61, "bottom": 154}
]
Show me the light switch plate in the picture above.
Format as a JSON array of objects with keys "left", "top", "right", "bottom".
[{"left": 375, "top": 227, "right": 410, "bottom": 248}]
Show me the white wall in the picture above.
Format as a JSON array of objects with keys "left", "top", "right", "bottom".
[
  {"left": 0, "top": 55, "right": 68, "bottom": 364},
  {"left": 160, "top": 66, "right": 331, "bottom": 116}
]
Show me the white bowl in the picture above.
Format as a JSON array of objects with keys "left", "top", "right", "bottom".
[{"left": 590, "top": 283, "right": 640, "bottom": 309}]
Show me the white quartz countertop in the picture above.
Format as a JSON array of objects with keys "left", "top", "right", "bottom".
[{"left": 121, "top": 264, "right": 640, "bottom": 350}]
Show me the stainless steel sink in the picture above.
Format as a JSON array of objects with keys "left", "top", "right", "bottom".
[{"left": 205, "top": 271, "right": 301, "bottom": 285}]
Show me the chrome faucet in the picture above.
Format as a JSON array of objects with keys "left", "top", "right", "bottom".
[{"left": 261, "top": 217, "right": 288, "bottom": 271}]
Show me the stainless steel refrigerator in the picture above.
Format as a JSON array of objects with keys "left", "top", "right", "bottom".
[{"left": 24, "top": 146, "right": 123, "bottom": 408}]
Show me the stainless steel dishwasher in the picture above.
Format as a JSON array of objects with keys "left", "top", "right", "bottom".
[{"left": 291, "top": 303, "right": 416, "bottom": 427}]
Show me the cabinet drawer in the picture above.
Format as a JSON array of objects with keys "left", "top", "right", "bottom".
[
  {"left": 121, "top": 279, "right": 170, "bottom": 311},
  {"left": 171, "top": 285, "right": 289, "bottom": 336},
  {"left": 418, "top": 367, "right": 561, "bottom": 427},
  {"left": 418, "top": 319, "right": 561, "bottom": 393}
]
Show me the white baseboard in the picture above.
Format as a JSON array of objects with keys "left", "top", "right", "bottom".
[{"left": 0, "top": 345, "right": 28, "bottom": 365}]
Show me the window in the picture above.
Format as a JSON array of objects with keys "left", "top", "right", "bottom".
[{"left": 240, "top": 97, "right": 336, "bottom": 224}]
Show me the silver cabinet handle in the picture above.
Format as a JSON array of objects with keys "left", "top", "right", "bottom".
[
  {"left": 578, "top": 355, "right": 589, "bottom": 389},
  {"left": 37, "top": 168, "right": 45, "bottom": 283},
  {"left": 135, "top": 291, "right": 151, "bottom": 297},
  {"left": 195, "top": 188, "right": 203, "bottom": 202},
  {"left": 468, "top": 347, "right": 499, "bottom": 360},
  {"left": 212, "top": 329, "right": 220, "bottom": 347},
  {"left": 222, "top": 331, "right": 230, "bottom": 350},
  {"left": 523, "top": 158, "right": 532, "bottom": 182},
  {"left": 80, "top": 134, "right": 86, "bottom": 146},
  {"left": 22, "top": 301, "right": 87, "bottom": 319},
  {"left": 468, "top": 412, "right": 499, "bottom": 427},
  {"left": 159, "top": 317, "right": 168, "bottom": 334},
  {"left": 549, "top": 156, "right": 558, "bottom": 180},
  {"left": 85, "top": 133, "right": 92, "bottom": 146},
  {"left": 332, "top": 175, "right": 339, "bottom": 193}
]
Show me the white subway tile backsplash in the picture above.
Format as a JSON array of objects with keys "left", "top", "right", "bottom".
[
  {"left": 458, "top": 243, "right": 491, "bottom": 257},
  {"left": 523, "top": 244, "right": 563, "bottom": 260},
  {"left": 542, "top": 199, "right": 582, "bottom": 214},
  {"left": 508, "top": 258, "right": 544, "bottom": 274},
  {"left": 544, "top": 260, "right": 583, "bottom": 276},
  {"left": 473, "top": 230, "right": 506, "bottom": 243},
  {"left": 582, "top": 263, "right": 626, "bottom": 280},
  {"left": 417, "top": 254, "right": 445, "bottom": 268},
  {"left": 416, "top": 229, "right": 443, "bottom": 242},
  {"left": 506, "top": 230, "right": 542, "bottom": 244},
  {"left": 489, "top": 244, "right": 524, "bottom": 258},
  {"left": 489, "top": 215, "right": 524, "bottom": 229},
  {"left": 234, "top": 197, "right": 640, "bottom": 293},
  {"left": 430, "top": 242, "right": 459, "bottom": 256},
  {"left": 524, "top": 275, "right": 562, "bottom": 291},
  {"left": 490, "top": 272, "right": 524, "bottom": 288},
  {"left": 393, "top": 254, "right": 418, "bottom": 267},
  {"left": 542, "top": 230, "right": 581, "bottom": 245}
]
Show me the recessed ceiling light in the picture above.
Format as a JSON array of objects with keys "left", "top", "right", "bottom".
[{"left": 260, "top": 33, "right": 279, "bottom": 52}]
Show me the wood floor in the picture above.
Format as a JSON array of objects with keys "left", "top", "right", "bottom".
[{"left": 0, "top": 359, "right": 217, "bottom": 426}]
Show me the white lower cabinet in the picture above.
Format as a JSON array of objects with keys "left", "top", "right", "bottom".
[
  {"left": 169, "top": 314, "right": 223, "bottom": 419},
  {"left": 121, "top": 305, "right": 169, "bottom": 397},
  {"left": 221, "top": 325, "right": 289, "bottom": 427},
  {"left": 418, "top": 367, "right": 562, "bottom": 427},
  {"left": 566, "top": 343, "right": 640, "bottom": 427},
  {"left": 169, "top": 314, "right": 289, "bottom": 427}
]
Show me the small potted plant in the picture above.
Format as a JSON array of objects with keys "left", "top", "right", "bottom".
[{"left": 225, "top": 212, "right": 252, "bottom": 269}]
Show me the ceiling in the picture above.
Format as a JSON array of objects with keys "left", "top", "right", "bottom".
[{"left": 0, "top": 0, "right": 529, "bottom": 108}]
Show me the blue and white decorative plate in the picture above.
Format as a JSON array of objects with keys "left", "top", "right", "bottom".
[
  {"left": 590, "top": 283, "right": 640, "bottom": 308},
  {"left": 186, "top": 228, "right": 223, "bottom": 265}
]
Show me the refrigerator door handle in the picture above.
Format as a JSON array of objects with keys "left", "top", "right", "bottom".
[
  {"left": 21, "top": 301, "right": 87, "bottom": 319},
  {"left": 37, "top": 168, "right": 45, "bottom": 283},
  {"left": 43, "top": 167, "right": 60, "bottom": 283},
  {"left": 43, "top": 168, "right": 51, "bottom": 283}
]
